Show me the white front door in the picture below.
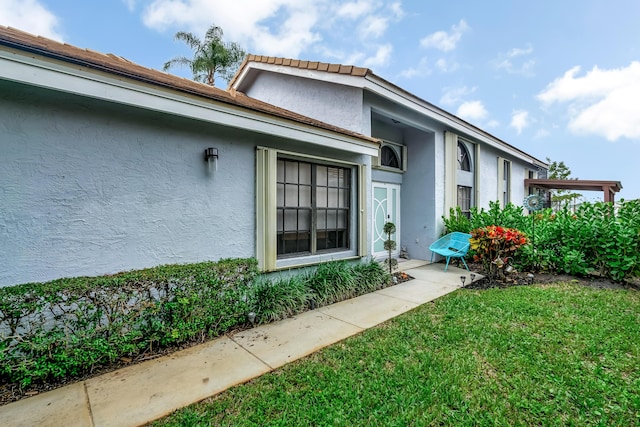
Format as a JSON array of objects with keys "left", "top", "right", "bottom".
[{"left": 372, "top": 182, "right": 401, "bottom": 259}]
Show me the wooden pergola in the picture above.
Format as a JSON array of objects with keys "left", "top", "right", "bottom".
[{"left": 525, "top": 179, "right": 623, "bottom": 203}]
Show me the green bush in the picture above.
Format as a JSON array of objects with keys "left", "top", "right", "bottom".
[
  {"left": 443, "top": 199, "right": 640, "bottom": 282},
  {"left": 0, "top": 258, "right": 393, "bottom": 388},
  {"left": 248, "top": 276, "right": 313, "bottom": 324},
  {"left": 0, "top": 258, "right": 258, "bottom": 387}
]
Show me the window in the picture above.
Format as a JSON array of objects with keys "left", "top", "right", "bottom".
[
  {"left": 380, "top": 145, "right": 399, "bottom": 168},
  {"left": 257, "top": 147, "right": 364, "bottom": 271},
  {"left": 498, "top": 157, "right": 511, "bottom": 207},
  {"left": 277, "top": 158, "right": 351, "bottom": 257},
  {"left": 457, "top": 142, "right": 471, "bottom": 171},
  {"left": 457, "top": 186, "right": 472, "bottom": 218},
  {"left": 375, "top": 141, "right": 406, "bottom": 171}
]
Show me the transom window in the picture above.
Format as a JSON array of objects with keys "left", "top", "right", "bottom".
[
  {"left": 380, "top": 145, "right": 400, "bottom": 168},
  {"left": 277, "top": 158, "right": 351, "bottom": 257}
]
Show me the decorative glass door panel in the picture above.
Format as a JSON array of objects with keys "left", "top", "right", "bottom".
[{"left": 372, "top": 183, "right": 400, "bottom": 258}]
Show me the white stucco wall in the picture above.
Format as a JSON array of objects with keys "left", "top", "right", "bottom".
[
  {"left": 244, "top": 72, "right": 364, "bottom": 134},
  {"left": 0, "top": 82, "right": 259, "bottom": 287}
]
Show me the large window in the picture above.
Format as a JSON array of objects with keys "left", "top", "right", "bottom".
[{"left": 276, "top": 158, "right": 351, "bottom": 257}]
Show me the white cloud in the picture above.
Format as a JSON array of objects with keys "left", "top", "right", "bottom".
[
  {"left": 494, "top": 44, "right": 535, "bottom": 76},
  {"left": 510, "top": 110, "right": 530, "bottom": 134},
  {"left": 486, "top": 119, "right": 500, "bottom": 128},
  {"left": 361, "top": 43, "right": 392, "bottom": 68},
  {"left": 534, "top": 129, "right": 550, "bottom": 139},
  {"left": 389, "top": 2, "right": 404, "bottom": 19},
  {"left": 440, "top": 85, "right": 476, "bottom": 106},
  {"left": 0, "top": 0, "right": 64, "bottom": 41},
  {"left": 398, "top": 57, "right": 430, "bottom": 78},
  {"left": 336, "top": 1, "right": 373, "bottom": 19},
  {"left": 143, "top": 0, "right": 321, "bottom": 57},
  {"left": 435, "top": 58, "right": 459, "bottom": 73},
  {"left": 140, "top": 0, "right": 400, "bottom": 62},
  {"left": 537, "top": 62, "right": 640, "bottom": 141},
  {"left": 457, "top": 100, "right": 488, "bottom": 122},
  {"left": 122, "top": 0, "right": 137, "bottom": 11},
  {"left": 420, "top": 19, "right": 469, "bottom": 52},
  {"left": 359, "top": 15, "right": 388, "bottom": 39}
]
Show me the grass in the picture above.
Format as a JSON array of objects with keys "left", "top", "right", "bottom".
[{"left": 152, "top": 283, "right": 640, "bottom": 426}]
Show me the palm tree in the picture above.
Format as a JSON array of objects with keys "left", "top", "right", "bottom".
[{"left": 163, "top": 24, "right": 246, "bottom": 87}]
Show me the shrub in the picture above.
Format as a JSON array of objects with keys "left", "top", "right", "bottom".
[
  {"left": 248, "top": 276, "right": 313, "bottom": 324},
  {"left": 0, "top": 258, "right": 258, "bottom": 387},
  {"left": 470, "top": 225, "right": 528, "bottom": 282}
]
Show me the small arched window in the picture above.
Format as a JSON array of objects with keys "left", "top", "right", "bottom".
[
  {"left": 457, "top": 142, "right": 471, "bottom": 171},
  {"left": 380, "top": 145, "right": 400, "bottom": 169}
]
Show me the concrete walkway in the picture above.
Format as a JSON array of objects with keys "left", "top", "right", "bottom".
[{"left": 0, "top": 262, "right": 477, "bottom": 427}]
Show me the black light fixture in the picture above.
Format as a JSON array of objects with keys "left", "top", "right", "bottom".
[{"left": 204, "top": 147, "right": 218, "bottom": 172}]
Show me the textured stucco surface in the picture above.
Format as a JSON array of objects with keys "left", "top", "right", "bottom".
[
  {"left": 0, "top": 82, "right": 260, "bottom": 287},
  {"left": 244, "top": 72, "right": 364, "bottom": 134}
]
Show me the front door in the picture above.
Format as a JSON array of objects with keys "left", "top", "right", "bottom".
[{"left": 372, "top": 182, "right": 400, "bottom": 259}]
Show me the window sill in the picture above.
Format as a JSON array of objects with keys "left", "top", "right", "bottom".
[{"left": 274, "top": 250, "right": 360, "bottom": 271}]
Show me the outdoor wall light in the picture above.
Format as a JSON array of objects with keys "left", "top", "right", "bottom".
[{"left": 204, "top": 147, "right": 218, "bottom": 172}]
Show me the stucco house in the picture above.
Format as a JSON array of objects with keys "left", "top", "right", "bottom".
[
  {"left": 0, "top": 27, "right": 547, "bottom": 288},
  {"left": 0, "top": 27, "right": 379, "bottom": 287},
  {"left": 229, "top": 55, "right": 548, "bottom": 261}
]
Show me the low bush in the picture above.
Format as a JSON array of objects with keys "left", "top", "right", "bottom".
[
  {"left": 469, "top": 225, "right": 528, "bottom": 282},
  {"left": 248, "top": 276, "right": 313, "bottom": 325},
  {"left": 0, "top": 258, "right": 258, "bottom": 387},
  {"left": 0, "top": 258, "right": 391, "bottom": 388}
]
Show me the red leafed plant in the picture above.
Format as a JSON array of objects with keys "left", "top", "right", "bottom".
[{"left": 470, "top": 225, "right": 528, "bottom": 282}]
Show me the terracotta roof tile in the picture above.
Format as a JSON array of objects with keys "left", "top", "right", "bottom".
[
  {"left": 235, "top": 55, "right": 372, "bottom": 81},
  {"left": 0, "top": 26, "right": 378, "bottom": 145}
]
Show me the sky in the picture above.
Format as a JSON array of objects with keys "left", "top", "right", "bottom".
[{"left": 1, "top": 0, "right": 639, "bottom": 201}]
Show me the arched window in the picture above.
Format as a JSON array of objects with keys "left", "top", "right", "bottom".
[
  {"left": 380, "top": 145, "right": 400, "bottom": 169},
  {"left": 457, "top": 142, "right": 471, "bottom": 171}
]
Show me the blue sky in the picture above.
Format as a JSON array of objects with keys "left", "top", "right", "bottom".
[{"left": 2, "top": 0, "right": 639, "bottom": 200}]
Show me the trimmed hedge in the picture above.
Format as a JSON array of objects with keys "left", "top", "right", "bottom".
[
  {"left": 0, "top": 258, "right": 258, "bottom": 387},
  {"left": 0, "top": 258, "right": 391, "bottom": 387}
]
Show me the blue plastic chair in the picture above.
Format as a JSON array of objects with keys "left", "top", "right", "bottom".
[{"left": 429, "top": 232, "right": 471, "bottom": 271}]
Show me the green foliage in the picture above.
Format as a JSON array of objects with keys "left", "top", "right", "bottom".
[
  {"left": 443, "top": 199, "right": 640, "bottom": 281},
  {"left": 0, "top": 258, "right": 258, "bottom": 387},
  {"left": 442, "top": 206, "right": 472, "bottom": 234},
  {"left": 383, "top": 221, "right": 398, "bottom": 274},
  {"left": 248, "top": 276, "right": 313, "bottom": 324},
  {"left": 154, "top": 284, "right": 640, "bottom": 427},
  {"left": 469, "top": 225, "right": 529, "bottom": 282},
  {"left": 0, "top": 257, "right": 391, "bottom": 389},
  {"left": 547, "top": 157, "right": 582, "bottom": 209},
  {"left": 163, "top": 24, "right": 246, "bottom": 85}
]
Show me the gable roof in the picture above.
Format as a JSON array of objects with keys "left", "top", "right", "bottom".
[
  {"left": 232, "top": 54, "right": 547, "bottom": 168},
  {"left": 0, "top": 26, "right": 379, "bottom": 151}
]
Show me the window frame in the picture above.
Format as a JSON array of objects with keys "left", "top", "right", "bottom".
[
  {"left": 256, "top": 146, "right": 365, "bottom": 271},
  {"left": 276, "top": 158, "right": 352, "bottom": 258},
  {"left": 374, "top": 140, "right": 407, "bottom": 172}
]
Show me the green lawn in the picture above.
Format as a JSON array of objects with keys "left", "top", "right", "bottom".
[{"left": 152, "top": 283, "right": 640, "bottom": 426}]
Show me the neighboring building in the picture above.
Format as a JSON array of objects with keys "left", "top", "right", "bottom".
[
  {"left": 230, "top": 55, "right": 548, "bottom": 260},
  {"left": 0, "top": 27, "right": 378, "bottom": 287}
]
